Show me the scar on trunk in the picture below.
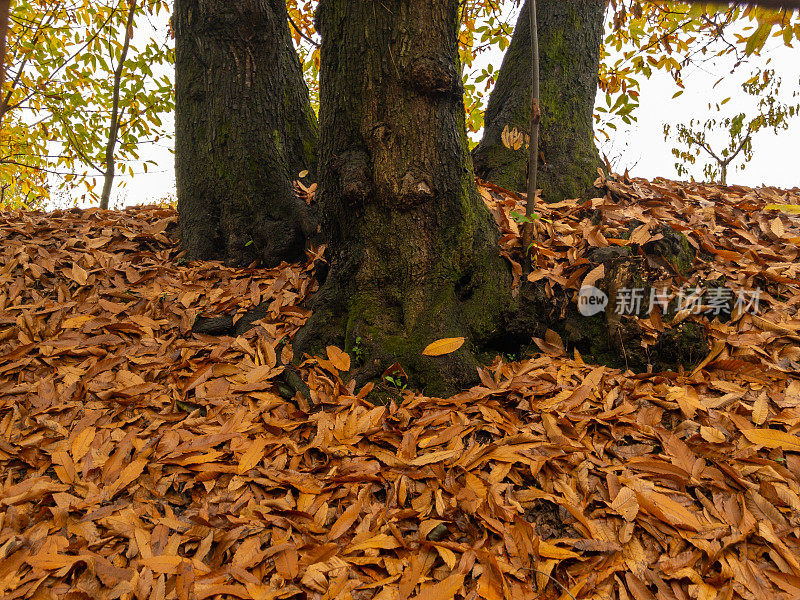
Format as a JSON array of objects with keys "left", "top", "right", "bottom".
[{"left": 336, "top": 150, "right": 373, "bottom": 202}]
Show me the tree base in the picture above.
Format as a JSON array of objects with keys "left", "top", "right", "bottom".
[{"left": 292, "top": 250, "right": 515, "bottom": 397}]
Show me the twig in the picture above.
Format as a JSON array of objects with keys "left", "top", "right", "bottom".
[
  {"left": 520, "top": 567, "right": 578, "bottom": 600},
  {"left": 100, "top": 0, "right": 137, "bottom": 210},
  {"left": 287, "top": 13, "right": 318, "bottom": 47},
  {"left": 618, "top": 326, "right": 630, "bottom": 372},
  {"left": 523, "top": 0, "right": 540, "bottom": 277}
]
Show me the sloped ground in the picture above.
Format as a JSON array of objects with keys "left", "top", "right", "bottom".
[{"left": 0, "top": 176, "right": 798, "bottom": 600}]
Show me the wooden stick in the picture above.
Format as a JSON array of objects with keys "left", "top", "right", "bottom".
[{"left": 523, "top": 0, "right": 540, "bottom": 276}]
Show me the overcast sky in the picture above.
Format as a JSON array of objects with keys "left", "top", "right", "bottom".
[{"left": 95, "top": 5, "right": 800, "bottom": 209}]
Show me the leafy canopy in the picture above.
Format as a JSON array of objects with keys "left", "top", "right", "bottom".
[
  {"left": 0, "top": 0, "right": 173, "bottom": 209},
  {"left": 289, "top": 0, "right": 799, "bottom": 143},
  {"left": 2, "top": 0, "right": 798, "bottom": 208}
]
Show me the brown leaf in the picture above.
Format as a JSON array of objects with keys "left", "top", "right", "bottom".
[
  {"left": 326, "top": 345, "right": 351, "bottom": 371},
  {"left": 611, "top": 487, "right": 639, "bottom": 522}
]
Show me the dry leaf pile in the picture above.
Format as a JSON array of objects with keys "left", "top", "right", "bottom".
[
  {"left": 483, "top": 174, "right": 800, "bottom": 374},
  {"left": 0, "top": 177, "right": 798, "bottom": 600}
]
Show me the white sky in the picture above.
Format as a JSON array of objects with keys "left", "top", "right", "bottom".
[
  {"left": 601, "top": 37, "right": 800, "bottom": 189},
  {"left": 96, "top": 5, "right": 800, "bottom": 208}
]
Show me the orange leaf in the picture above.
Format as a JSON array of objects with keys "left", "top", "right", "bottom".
[
  {"left": 237, "top": 438, "right": 268, "bottom": 475},
  {"left": 580, "top": 264, "right": 605, "bottom": 290},
  {"left": 422, "top": 337, "right": 465, "bottom": 357},
  {"left": 71, "top": 263, "right": 88, "bottom": 285},
  {"left": 139, "top": 556, "right": 188, "bottom": 574},
  {"left": 328, "top": 494, "right": 365, "bottom": 540},
  {"left": 62, "top": 315, "right": 93, "bottom": 329},
  {"left": 108, "top": 457, "right": 147, "bottom": 499},
  {"left": 71, "top": 426, "right": 96, "bottom": 462},
  {"left": 345, "top": 534, "right": 400, "bottom": 553},
  {"left": 326, "top": 346, "right": 351, "bottom": 371},
  {"left": 633, "top": 487, "right": 704, "bottom": 532},
  {"left": 418, "top": 571, "right": 465, "bottom": 600}
]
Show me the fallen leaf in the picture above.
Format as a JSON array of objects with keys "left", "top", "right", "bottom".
[
  {"left": 742, "top": 429, "right": 800, "bottom": 452},
  {"left": 326, "top": 346, "right": 351, "bottom": 372},
  {"left": 422, "top": 337, "right": 465, "bottom": 357},
  {"left": 237, "top": 439, "right": 268, "bottom": 474}
]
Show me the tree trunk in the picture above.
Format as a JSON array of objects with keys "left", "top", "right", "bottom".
[
  {"left": 294, "top": 0, "right": 516, "bottom": 396},
  {"left": 472, "top": 0, "right": 605, "bottom": 202},
  {"left": 175, "top": 0, "right": 318, "bottom": 267}
]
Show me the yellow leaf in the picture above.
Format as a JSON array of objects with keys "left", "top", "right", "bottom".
[
  {"left": 700, "top": 426, "right": 726, "bottom": 443},
  {"left": 751, "top": 395, "right": 769, "bottom": 425},
  {"left": 71, "top": 426, "right": 96, "bottom": 462},
  {"left": 62, "top": 315, "right": 93, "bottom": 329},
  {"left": 742, "top": 428, "right": 800, "bottom": 452},
  {"left": 326, "top": 346, "right": 351, "bottom": 372},
  {"left": 422, "top": 337, "right": 465, "bottom": 357},
  {"left": 537, "top": 540, "right": 580, "bottom": 560},
  {"left": 237, "top": 438, "right": 268, "bottom": 475},
  {"left": 765, "top": 203, "right": 800, "bottom": 214}
]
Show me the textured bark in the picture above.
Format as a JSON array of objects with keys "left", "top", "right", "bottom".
[
  {"left": 472, "top": 0, "right": 605, "bottom": 201},
  {"left": 175, "top": 0, "right": 318, "bottom": 267},
  {"left": 294, "top": 0, "right": 517, "bottom": 396}
]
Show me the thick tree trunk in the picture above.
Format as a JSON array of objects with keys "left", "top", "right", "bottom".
[
  {"left": 175, "top": 0, "right": 318, "bottom": 267},
  {"left": 472, "top": 0, "right": 605, "bottom": 201},
  {"left": 293, "top": 0, "right": 516, "bottom": 396}
]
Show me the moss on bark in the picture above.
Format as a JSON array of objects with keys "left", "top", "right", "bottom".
[
  {"left": 472, "top": 0, "right": 605, "bottom": 202},
  {"left": 175, "top": 0, "right": 318, "bottom": 267},
  {"left": 293, "top": 0, "right": 518, "bottom": 396}
]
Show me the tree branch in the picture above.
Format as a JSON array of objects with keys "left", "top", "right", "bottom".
[
  {"left": 100, "top": 0, "right": 137, "bottom": 210},
  {"left": 675, "top": 0, "right": 800, "bottom": 9}
]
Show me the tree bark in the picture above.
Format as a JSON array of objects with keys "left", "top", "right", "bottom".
[
  {"left": 175, "top": 0, "right": 318, "bottom": 267},
  {"left": 294, "top": 0, "right": 517, "bottom": 396},
  {"left": 472, "top": 0, "right": 605, "bottom": 202}
]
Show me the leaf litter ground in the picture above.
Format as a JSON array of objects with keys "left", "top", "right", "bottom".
[{"left": 0, "top": 176, "right": 799, "bottom": 600}]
